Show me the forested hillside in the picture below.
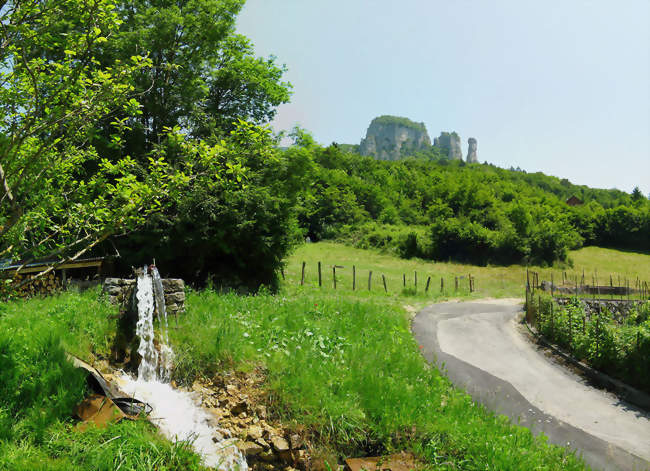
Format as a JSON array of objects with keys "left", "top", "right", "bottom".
[{"left": 285, "top": 131, "right": 649, "bottom": 267}]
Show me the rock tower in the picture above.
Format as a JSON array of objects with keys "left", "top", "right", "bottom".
[
  {"left": 433, "top": 132, "right": 462, "bottom": 160},
  {"left": 466, "top": 137, "right": 478, "bottom": 163}
]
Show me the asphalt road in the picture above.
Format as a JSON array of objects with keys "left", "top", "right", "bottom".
[{"left": 412, "top": 300, "right": 650, "bottom": 471}]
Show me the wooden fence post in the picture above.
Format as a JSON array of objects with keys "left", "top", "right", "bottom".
[
  {"left": 403, "top": 273, "right": 406, "bottom": 287},
  {"left": 425, "top": 276, "right": 431, "bottom": 293},
  {"left": 332, "top": 266, "right": 336, "bottom": 289},
  {"left": 301, "top": 262, "right": 305, "bottom": 286},
  {"left": 368, "top": 271, "right": 372, "bottom": 291},
  {"left": 353, "top": 265, "right": 356, "bottom": 291},
  {"left": 414, "top": 271, "right": 417, "bottom": 290},
  {"left": 440, "top": 277, "right": 444, "bottom": 292},
  {"left": 318, "top": 262, "right": 322, "bottom": 287},
  {"left": 455, "top": 277, "right": 458, "bottom": 291},
  {"left": 551, "top": 272, "right": 554, "bottom": 297},
  {"left": 382, "top": 274, "right": 387, "bottom": 293}
]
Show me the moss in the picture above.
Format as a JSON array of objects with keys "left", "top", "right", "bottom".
[{"left": 370, "top": 115, "right": 427, "bottom": 133}]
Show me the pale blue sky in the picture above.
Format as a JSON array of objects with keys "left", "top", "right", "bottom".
[{"left": 237, "top": 1, "right": 649, "bottom": 195}]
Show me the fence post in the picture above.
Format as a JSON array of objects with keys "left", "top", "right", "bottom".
[
  {"left": 382, "top": 274, "right": 387, "bottom": 293},
  {"left": 301, "top": 262, "right": 306, "bottom": 286},
  {"left": 551, "top": 272, "right": 554, "bottom": 297},
  {"left": 332, "top": 266, "right": 336, "bottom": 289},
  {"left": 281, "top": 267, "right": 285, "bottom": 281},
  {"left": 425, "top": 276, "right": 431, "bottom": 293},
  {"left": 403, "top": 273, "right": 406, "bottom": 287},
  {"left": 414, "top": 271, "right": 417, "bottom": 290},
  {"left": 455, "top": 277, "right": 458, "bottom": 291},
  {"left": 318, "top": 262, "right": 322, "bottom": 287},
  {"left": 352, "top": 265, "right": 356, "bottom": 291},
  {"left": 368, "top": 271, "right": 372, "bottom": 291},
  {"left": 440, "top": 277, "right": 444, "bottom": 292}
]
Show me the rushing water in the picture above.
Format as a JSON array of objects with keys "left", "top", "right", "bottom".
[
  {"left": 151, "top": 266, "right": 173, "bottom": 382},
  {"left": 122, "top": 266, "right": 247, "bottom": 471}
]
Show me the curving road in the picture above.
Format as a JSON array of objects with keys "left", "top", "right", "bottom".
[{"left": 412, "top": 300, "right": 650, "bottom": 471}]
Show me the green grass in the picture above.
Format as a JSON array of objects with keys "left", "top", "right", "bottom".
[
  {"left": 280, "top": 242, "right": 650, "bottom": 305},
  {"left": 531, "top": 295, "right": 650, "bottom": 392},
  {"left": 3, "top": 243, "right": 648, "bottom": 470},
  {"left": 0, "top": 289, "right": 205, "bottom": 471},
  {"left": 171, "top": 289, "right": 587, "bottom": 469}
]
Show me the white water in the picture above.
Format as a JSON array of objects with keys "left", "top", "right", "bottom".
[
  {"left": 125, "top": 267, "right": 247, "bottom": 471},
  {"left": 151, "top": 266, "right": 173, "bottom": 382},
  {"left": 118, "top": 375, "right": 247, "bottom": 471},
  {"left": 135, "top": 270, "right": 159, "bottom": 381}
]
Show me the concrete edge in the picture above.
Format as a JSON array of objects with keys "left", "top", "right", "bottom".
[{"left": 522, "top": 317, "right": 650, "bottom": 411}]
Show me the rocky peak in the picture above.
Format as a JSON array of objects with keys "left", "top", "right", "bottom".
[
  {"left": 466, "top": 137, "right": 478, "bottom": 163},
  {"left": 359, "top": 115, "right": 431, "bottom": 161},
  {"left": 433, "top": 132, "right": 462, "bottom": 160}
]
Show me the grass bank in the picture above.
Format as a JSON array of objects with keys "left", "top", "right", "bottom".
[{"left": 0, "top": 292, "right": 205, "bottom": 471}]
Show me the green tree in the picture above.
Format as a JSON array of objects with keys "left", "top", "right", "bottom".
[
  {"left": 0, "top": 0, "right": 178, "bottom": 283},
  {"left": 95, "top": 0, "right": 291, "bottom": 158}
]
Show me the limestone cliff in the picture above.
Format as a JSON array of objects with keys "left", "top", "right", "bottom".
[
  {"left": 359, "top": 116, "right": 431, "bottom": 161},
  {"left": 433, "top": 132, "right": 462, "bottom": 160},
  {"left": 466, "top": 137, "right": 478, "bottom": 163}
]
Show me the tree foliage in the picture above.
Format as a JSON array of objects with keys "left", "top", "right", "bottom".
[
  {"left": 0, "top": 0, "right": 180, "bottom": 278},
  {"left": 284, "top": 139, "right": 649, "bottom": 266}
]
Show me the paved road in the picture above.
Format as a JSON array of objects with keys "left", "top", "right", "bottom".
[{"left": 412, "top": 300, "right": 650, "bottom": 471}]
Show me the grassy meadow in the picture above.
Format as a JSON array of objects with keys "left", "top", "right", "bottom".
[
  {"left": 281, "top": 242, "right": 650, "bottom": 305},
  {"left": 1, "top": 243, "right": 648, "bottom": 470}
]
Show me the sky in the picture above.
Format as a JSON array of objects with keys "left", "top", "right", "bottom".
[{"left": 237, "top": 1, "right": 650, "bottom": 195}]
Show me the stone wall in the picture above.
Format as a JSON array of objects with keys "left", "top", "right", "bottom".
[{"left": 102, "top": 277, "right": 185, "bottom": 317}]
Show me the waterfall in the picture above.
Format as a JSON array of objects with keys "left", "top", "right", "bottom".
[
  {"left": 135, "top": 268, "right": 159, "bottom": 381},
  {"left": 119, "top": 265, "right": 248, "bottom": 471},
  {"left": 152, "top": 266, "right": 173, "bottom": 382}
]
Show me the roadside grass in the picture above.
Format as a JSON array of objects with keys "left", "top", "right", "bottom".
[
  {"left": 172, "top": 289, "right": 586, "bottom": 470},
  {"left": 0, "top": 290, "right": 205, "bottom": 471}
]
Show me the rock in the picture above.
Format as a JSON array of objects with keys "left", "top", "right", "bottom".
[
  {"left": 256, "top": 405, "right": 267, "bottom": 419},
  {"left": 289, "top": 434, "right": 303, "bottom": 450},
  {"left": 255, "top": 437, "right": 270, "bottom": 449},
  {"left": 259, "top": 450, "right": 277, "bottom": 462},
  {"left": 359, "top": 116, "right": 431, "bottom": 161},
  {"left": 466, "top": 137, "right": 478, "bottom": 163},
  {"left": 167, "top": 291, "right": 185, "bottom": 303},
  {"left": 295, "top": 450, "right": 310, "bottom": 470},
  {"left": 247, "top": 425, "right": 264, "bottom": 441},
  {"left": 162, "top": 278, "right": 185, "bottom": 293},
  {"left": 237, "top": 440, "right": 264, "bottom": 457},
  {"left": 231, "top": 400, "right": 248, "bottom": 415},
  {"left": 270, "top": 435, "right": 290, "bottom": 452},
  {"left": 433, "top": 132, "right": 462, "bottom": 160}
]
